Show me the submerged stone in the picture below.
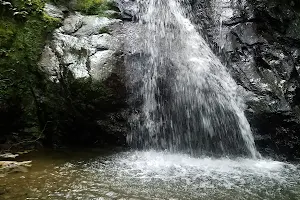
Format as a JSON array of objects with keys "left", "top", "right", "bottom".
[{"left": 0, "top": 161, "right": 32, "bottom": 175}]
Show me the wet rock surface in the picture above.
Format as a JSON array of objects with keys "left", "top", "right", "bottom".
[{"left": 190, "top": 0, "right": 300, "bottom": 160}]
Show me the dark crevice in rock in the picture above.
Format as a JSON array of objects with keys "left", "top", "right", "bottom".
[{"left": 223, "top": 17, "right": 257, "bottom": 26}]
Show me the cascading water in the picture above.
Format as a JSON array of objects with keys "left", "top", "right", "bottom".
[
  {"left": 127, "top": 0, "right": 260, "bottom": 158},
  {"left": 5, "top": 2, "right": 299, "bottom": 199}
]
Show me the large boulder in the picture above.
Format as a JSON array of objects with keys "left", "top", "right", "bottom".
[
  {"left": 40, "top": 9, "right": 123, "bottom": 81},
  {"left": 37, "top": 4, "right": 128, "bottom": 147}
]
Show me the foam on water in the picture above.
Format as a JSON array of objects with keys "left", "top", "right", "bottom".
[
  {"left": 100, "top": 151, "right": 294, "bottom": 182},
  {"left": 82, "top": 151, "right": 300, "bottom": 199}
]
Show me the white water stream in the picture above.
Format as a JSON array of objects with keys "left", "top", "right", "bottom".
[{"left": 128, "top": 0, "right": 260, "bottom": 158}]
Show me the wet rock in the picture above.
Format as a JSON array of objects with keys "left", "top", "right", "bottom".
[
  {"left": 190, "top": 0, "right": 300, "bottom": 160},
  {"left": 286, "top": 17, "right": 300, "bottom": 41},
  {"left": 44, "top": 3, "right": 66, "bottom": 19},
  {"left": 0, "top": 188, "right": 5, "bottom": 195},
  {"left": 0, "top": 153, "right": 19, "bottom": 159},
  {"left": 0, "top": 161, "right": 32, "bottom": 175},
  {"left": 230, "top": 22, "right": 265, "bottom": 45},
  {"left": 116, "top": 0, "right": 138, "bottom": 20}
]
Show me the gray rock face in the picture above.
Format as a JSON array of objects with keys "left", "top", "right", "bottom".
[
  {"left": 40, "top": 7, "right": 123, "bottom": 82},
  {"left": 39, "top": 4, "right": 128, "bottom": 147},
  {"left": 190, "top": 0, "right": 300, "bottom": 160},
  {"left": 115, "top": 0, "right": 138, "bottom": 20},
  {"left": 44, "top": 3, "right": 66, "bottom": 19}
]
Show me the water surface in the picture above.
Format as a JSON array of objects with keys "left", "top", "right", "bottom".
[{"left": 2, "top": 149, "right": 300, "bottom": 200}]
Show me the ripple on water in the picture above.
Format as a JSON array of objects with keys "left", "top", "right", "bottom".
[{"left": 2, "top": 150, "right": 300, "bottom": 200}]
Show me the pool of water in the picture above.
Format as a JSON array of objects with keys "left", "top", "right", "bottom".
[{"left": 2, "top": 149, "right": 300, "bottom": 200}]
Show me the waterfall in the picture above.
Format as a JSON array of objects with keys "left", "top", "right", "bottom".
[{"left": 127, "top": 0, "right": 260, "bottom": 158}]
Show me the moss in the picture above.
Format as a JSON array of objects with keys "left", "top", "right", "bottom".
[
  {"left": 75, "top": 0, "right": 120, "bottom": 17},
  {"left": 98, "top": 26, "right": 110, "bottom": 34},
  {"left": 0, "top": 20, "right": 17, "bottom": 49},
  {"left": 0, "top": 1, "right": 61, "bottom": 65},
  {"left": 43, "top": 12, "right": 62, "bottom": 24},
  {"left": 76, "top": 0, "right": 104, "bottom": 12},
  {"left": 11, "top": 0, "right": 45, "bottom": 13},
  {"left": 0, "top": 0, "right": 126, "bottom": 148},
  {"left": 0, "top": 0, "right": 61, "bottom": 141},
  {"left": 48, "top": 0, "right": 120, "bottom": 18},
  {"left": 9, "top": 15, "right": 60, "bottom": 66}
]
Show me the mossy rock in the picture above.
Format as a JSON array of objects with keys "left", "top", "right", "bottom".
[
  {"left": 0, "top": 0, "right": 61, "bottom": 142},
  {"left": 0, "top": 20, "right": 17, "bottom": 49},
  {"left": 99, "top": 26, "right": 111, "bottom": 34},
  {"left": 9, "top": 16, "right": 61, "bottom": 65},
  {"left": 0, "top": 0, "right": 127, "bottom": 148}
]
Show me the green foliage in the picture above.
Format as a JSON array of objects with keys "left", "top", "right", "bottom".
[
  {"left": 98, "top": 26, "right": 111, "bottom": 34},
  {"left": 11, "top": 0, "right": 45, "bottom": 13},
  {"left": 75, "top": 0, "right": 120, "bottom": 17},
  {"left": 10, "top": 16, "right": 60, "bottom": 66},
  {"left": 0, "top": 20, "right": 17, "bottom": 49},
  {"left": 48, "top": 0, "right": 120, "bottom": 17},
  {"left": 0, "top": 0, "right": 61, "bottom": 143}
]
